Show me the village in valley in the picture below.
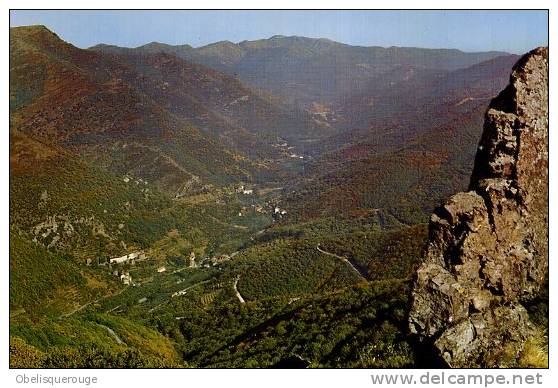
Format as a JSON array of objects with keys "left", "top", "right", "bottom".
[{"left": 95, "top": 178, "right": 289, "bottom": 313}]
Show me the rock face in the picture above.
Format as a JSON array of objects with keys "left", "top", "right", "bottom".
[{"left": 408, "top": 47, "right": 548, "bottom": 367}]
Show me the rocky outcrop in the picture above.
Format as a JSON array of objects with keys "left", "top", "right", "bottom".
[{"left": 408, "top": 47, "right": 548, "bottom": 367}]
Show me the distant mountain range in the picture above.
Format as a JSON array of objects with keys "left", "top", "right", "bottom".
[
  {"left": 91, "top": 36, "right": 509, "bottom": 134},
  {"left": 91, "top": 35, "right": 507, "bottom": 112}
]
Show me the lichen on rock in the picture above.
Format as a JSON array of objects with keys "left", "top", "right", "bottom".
[{"left": 408, "top": 47, "right": 548, "bottom": 367}]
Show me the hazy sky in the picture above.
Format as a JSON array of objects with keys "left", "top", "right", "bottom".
[{"left": 10, "top": 10, "right": 548, "bottom": 53}]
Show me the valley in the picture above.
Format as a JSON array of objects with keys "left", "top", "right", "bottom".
[{"left": 9, "top": 24, "right": 548, "bottom": 369}]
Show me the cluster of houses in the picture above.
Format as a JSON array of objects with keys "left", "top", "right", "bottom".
[
  {"left": 273, "top": 206, "right": 287, "bottom": 220},
  {"left": 123, "top": 175, "right": 148, "bottom": 186},
  {"left": 112, "top": 269, "right": 132, "bottom": 285},
  {"left": 232, "top": 190, "right": 289, "bottom": 221},
  {"left": 198, "top": 252, "right": 238, "bottom": 268},
  {"left": 98, "top": 251, "right": 147, "bottom": 284},
  {"left": 99, "top": 244, "right": 245, "bottom": 287},
  {"left": 171, "top": 289, "right": 189, "bottom": 298},
  {"left": 271, "top": 138, "right": 306, "bottom": 160},
  {"left": 236, "top": 185, "right": 253, "bottom": 195}
]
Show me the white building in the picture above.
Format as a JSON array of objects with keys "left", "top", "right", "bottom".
[
  {"left": 110, "top": 251, "right": 142, "bottom": 264},
  {"left": 120, "top": 272, "right": 132, "bottom": 285}
]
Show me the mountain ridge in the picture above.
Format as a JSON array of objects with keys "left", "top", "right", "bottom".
[{"left": 90, "top": 34, "right": 508, "bottom": 57}]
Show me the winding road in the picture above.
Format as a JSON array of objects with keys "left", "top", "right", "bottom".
[
  {"left": 97, "top": 323, "right": 125, "bottom": 345},
  {"left": 316, "top": 245, "right": 367, "bottom": 280},
  {"left": 233, "top": 276, "right": 245, "bottom": 304}
]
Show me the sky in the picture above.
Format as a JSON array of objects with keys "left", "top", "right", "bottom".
[{"left": 9, "top": 10, "right": 548, "bottom": 54}]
